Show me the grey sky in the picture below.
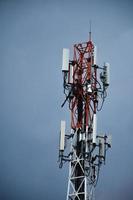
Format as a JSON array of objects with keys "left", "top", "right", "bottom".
[{"left": 0, "top": 0, "right": 133, "bottom": 199}]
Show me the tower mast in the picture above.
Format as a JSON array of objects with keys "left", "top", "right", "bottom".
[{"left": 59, "top": 33, "right": 111, "bottom": 200}]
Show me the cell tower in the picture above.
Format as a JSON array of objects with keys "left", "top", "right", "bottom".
[{"left": 59, "top": 32, "right": 111, "bottom": 200}]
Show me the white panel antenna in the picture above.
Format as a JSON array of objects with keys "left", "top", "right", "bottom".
[
  {"left": 106, "top": 135, "right": 112, "bottom": 147},
  {"left": 92, "top": 114, "right": 97, "bottom": 144},
  {"left": 94, "top": 45, "right": 97, "bottom": 65},
  {"left": 62, "top": 48, "right": 70, "bottom": 71},
  {"left": 104, "top": 62, "right": 110, "bottom": 86},
  {"left": 99, "top": 137, "right": 105, "bottom": 159},
  {"left": 60, "top": 120, "right": 66, "bottom": 151},
  {"left": 68, "top": 65, "right": 73, "bottom": 84}
]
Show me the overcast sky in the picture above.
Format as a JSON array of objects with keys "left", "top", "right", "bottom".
[{"left": 0, "top": 0, "right": 133, "bottom": 200}]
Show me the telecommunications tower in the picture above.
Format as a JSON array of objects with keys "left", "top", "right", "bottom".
[{"left": 59, "top": 31, "right": 111, "bottom": 200}]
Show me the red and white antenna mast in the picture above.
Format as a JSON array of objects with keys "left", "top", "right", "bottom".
[{"left": 59, "top": 31, "right": 111, "bottom": 200}]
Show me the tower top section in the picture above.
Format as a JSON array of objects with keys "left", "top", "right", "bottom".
[{"left": 59, "top": 33, "right": 111, "bottom": 200}]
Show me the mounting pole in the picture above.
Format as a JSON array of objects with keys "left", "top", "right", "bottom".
[{"left": 89, "top": 20, "right": 92, "bottom": 41}]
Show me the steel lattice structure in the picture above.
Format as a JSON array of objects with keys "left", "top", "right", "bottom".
[{"left": 59, "top": 33, "right": 111, "bottom": 200}]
